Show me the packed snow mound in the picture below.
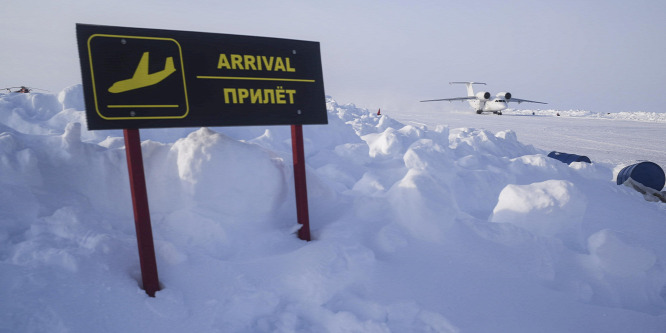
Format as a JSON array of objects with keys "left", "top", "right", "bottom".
[
  {"left": 490, "top": 180, "right": 588, "bottom": 249},
  {"left": 1, "top": 85, "right": 666, "bottom": 332}
]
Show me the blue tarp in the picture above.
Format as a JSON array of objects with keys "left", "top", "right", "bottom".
[{"left": 547, "top": 151, "right": 592, "bottom": 165}]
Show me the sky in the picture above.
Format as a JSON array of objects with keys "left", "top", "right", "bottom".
[{"left": 2, "top": 0, "right": 665, "bottom": 114}]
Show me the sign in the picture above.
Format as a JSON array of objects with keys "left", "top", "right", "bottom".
[{"left": 76, "top": 24, "right": 327, "bottom": 130}]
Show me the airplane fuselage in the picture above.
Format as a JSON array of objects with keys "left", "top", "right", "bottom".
[{"left": 469, "top": 99, "right": 509, "bottom": 113}]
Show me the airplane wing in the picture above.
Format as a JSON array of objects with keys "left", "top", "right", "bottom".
[
  {"left": 132, "top": 52, "right": 150, "bottom": 78},
  {"left": 509, "top": 98, "right": 547, "bottom": 104},
  {"left": 420, "top": 97, "right": 476, "bottom": 102}
]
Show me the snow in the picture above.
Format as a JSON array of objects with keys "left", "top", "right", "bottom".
[
  {"left": 1, "top": 85, "right": 666, "bottom": 332},
  {"left": 395, "top": 108, "right": 666, "bottom": 169}
]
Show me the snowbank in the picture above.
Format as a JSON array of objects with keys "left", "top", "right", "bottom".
[{"left": 1, "top": 85, "right": 665, "bottom": 332}]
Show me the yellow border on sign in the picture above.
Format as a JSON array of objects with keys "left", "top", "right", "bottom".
[{"left": 87, "top": 34, "right": 189, "bottom": 120}]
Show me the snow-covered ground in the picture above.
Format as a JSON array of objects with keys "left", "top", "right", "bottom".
[
  {"left": 395, "top": 108, "right": 666, "bottom": 168},
  {"left": 1, "top": 86, "right": 666, "bottom": 332}
]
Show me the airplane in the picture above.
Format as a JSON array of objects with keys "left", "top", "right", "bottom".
[
  {"left": 108, "top": 52, "right": 176, "bottom": 93},
  {"left": 420, "top": 82, "right": 546, "bottom": 115}
]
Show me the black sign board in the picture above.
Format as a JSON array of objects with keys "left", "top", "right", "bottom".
[{"left": 76, "top": 24, "right": 327, "bottom": 130}]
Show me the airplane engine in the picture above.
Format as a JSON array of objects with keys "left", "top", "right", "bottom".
[
  {"left": 476, "top": 91, "right": 491, "bottom": 100},
  {"left": 496, "top": 92, "right": 512, "bottom": 100}
]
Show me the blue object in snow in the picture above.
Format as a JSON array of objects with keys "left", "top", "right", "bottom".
[
  {"left": 547, "top": 151, "right": 592, "bottom": 165},
  {"left": 616, "top": 161, "right": 665, "bottom": 191}
]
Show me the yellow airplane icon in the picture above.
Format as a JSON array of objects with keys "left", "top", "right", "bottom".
[{"left": 108, "top": 52, "right": 176, "bottom": 93}]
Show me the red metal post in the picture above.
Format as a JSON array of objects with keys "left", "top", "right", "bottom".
[
  {"left": 123, "top": 129, "right": 161, "bottom": 297},
  {"left": 291, "top": 125, "right": 311, "bottom": 241}
]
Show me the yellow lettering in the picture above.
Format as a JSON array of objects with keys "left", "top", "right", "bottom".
[
  {"left": 217, "top": 54, "right": 230, "bottom": 69},
  {"left": 244, "top": 55, "right": 257, "bottom": 70},
  {"left": 231, "top": 54, "right": 244, "bottom": 70},
  {"left": 223, "top": 88, "right": 237, "bottom": 103},
  {"left": 263, "top": 89, "right": 275, "bottom": 104},
  {"left": 262, "top": 56, "right": 274, "bottom": 71},
  {"left": 286, "top": 58, "right": 296, "bottom": 72},
  {"left": 217, "top": 54, "right": 296, "bottom": 72},
  {"left": 274, "top": 58, "right": 286, "bottom": 72},
  {"left": 275, "top": 86, "right": 286, "bottom": 104},
  {"left": 223, "top": 88, "right": 297, "bottom": 104},
  {"left": 250, "top": 89, "right": 262, "bottom": 103},
  {"left": 237, "top": 89, "right": 249, "bottom": 103},
  {"left": 285, "top": 89, "right": 296, "bottom": 103}
]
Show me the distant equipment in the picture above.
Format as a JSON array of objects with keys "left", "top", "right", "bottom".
[
  {"left": 420, "top": 82, "right": 547, "bottom": 115},
  {"left": 547, "top": 151, "right": 592, "bottom": 165},
  {"left": 616, "top": 161, "right": 665, "bottom": 191},
  {"left": 1, "top": 86, "right": 47, "bottom": 93}
]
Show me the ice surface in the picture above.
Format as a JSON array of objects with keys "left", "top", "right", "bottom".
[{"left": 1, "top": 85, "right": 666, "bottom": 332}]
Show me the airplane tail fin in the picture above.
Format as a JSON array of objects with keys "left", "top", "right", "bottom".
[
  {"left": 164, "top": 57, "right": 176, "bottom": 73},
  {"left": 450, "top": 82, "right": 486, "bottom": 97}
]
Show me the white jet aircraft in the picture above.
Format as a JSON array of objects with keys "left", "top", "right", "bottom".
[{"left": 420, "top": 82, "right": 546, "bottom": 115}]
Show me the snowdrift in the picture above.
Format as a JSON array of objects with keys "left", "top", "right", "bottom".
[{"left": 1, "top": 86, "right": 665, "bottom": 332}]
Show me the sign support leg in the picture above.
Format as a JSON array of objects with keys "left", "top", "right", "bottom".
[
  {"left": 123, "top": 128, "right": 161, "bottom": 297},
  {"left": 291, "top": 125, "right": 311, "bottom": 241}
]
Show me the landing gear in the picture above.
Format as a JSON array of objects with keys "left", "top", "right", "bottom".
[
  {"left": 476, "top": 110, "right": 483, "bottom": 114},
  {"left": 498, "top": 111, "right": 502, "bottom": 115}
]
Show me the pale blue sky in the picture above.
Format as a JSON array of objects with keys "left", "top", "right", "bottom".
[{"left": 2, "top": 0, "right": 665, "bottom": 114}]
